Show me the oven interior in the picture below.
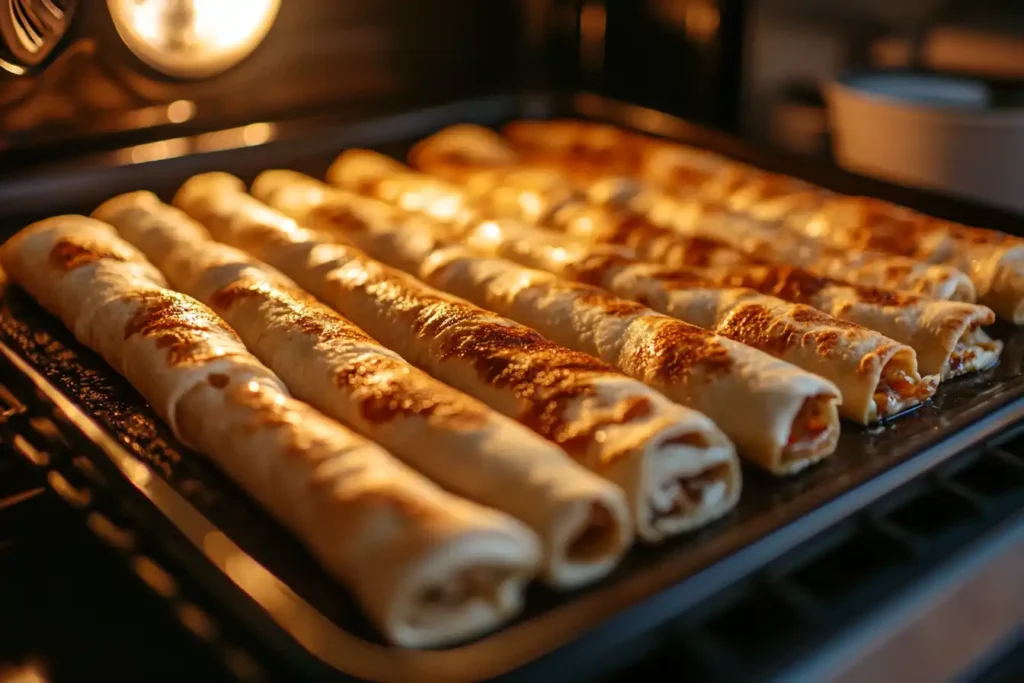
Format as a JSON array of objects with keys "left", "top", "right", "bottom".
[{"left": 0, "top": 3, "right": 1023, "bottom": 683}]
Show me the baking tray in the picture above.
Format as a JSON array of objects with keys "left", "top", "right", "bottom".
[{"left": 1, "top": 93, "right": 1023, "bottom": 682}]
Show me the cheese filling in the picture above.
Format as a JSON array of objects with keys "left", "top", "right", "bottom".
[
  {"left": 649, "top": 462, "right": 734, "bottom": 523},
  {"left": 783, "top": 394, "right": 835, "bottom": 461},
  {"left": 417, "top": 567, "right": 517, "bottom": 610},
  {"left": 872, "top": 365, "right": 938, "bottom": 420},
  {"left": 946, "top": 327, "right": 1003, "bottom": 378}
]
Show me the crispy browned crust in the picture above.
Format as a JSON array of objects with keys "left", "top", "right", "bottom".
[
  {"left": 330, "top": 259, "right": 662, "bottom": 465},
  {"left": 119, "top": 289, "right": 248, "bottom": 367},
  {"left": 502, "top": 120, "right": 648, "bottom": 180},
  {"left": 714, "top": 302, "right": 864, "bottom": 360},
  {"left": 48, "top": 236, "right": 138, "bottom": 271},
  {"left": 706, "top": 264, "right": 920, "bottom": 308}
]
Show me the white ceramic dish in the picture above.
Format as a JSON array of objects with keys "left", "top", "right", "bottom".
[{"left": 828, "top": 71, "right": 1024, "bottom": 213}]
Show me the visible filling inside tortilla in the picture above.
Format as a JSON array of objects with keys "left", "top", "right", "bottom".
[
  {"left": 947, "top": 327, "right": 1003, "bottom": 378},
  {"left": 649, "top": 461, "right": 735, "bottom": 524},
  {"left": 565, "top": 501, "right": 623, "bottom": 563},
  {"left": 782, "top": 394, "right": 837, "bottom": 465},
  {"left": 871, "top": 361, "right": 938, "bottom": 420},
  {"left": 417, "top": 567, "right": 517, "bottom": 611},
  {"left": 946, "top": 277, "right": 977, "bottom": 303}
]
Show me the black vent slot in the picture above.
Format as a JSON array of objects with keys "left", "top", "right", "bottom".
[
  {"left": 703, "top": 582, "right": 806, "bottom": 654},
  {"left": 883, "top": 486, "right": 979, "bottom": 538},
  {"left": 608, "top": 438, "right": 1024, "bottom": 682},
  {"left": 787, "top": 523, "right": 911, "bottom": 602},
  {"left": 950, "top": 451, "right": 1024, "bottom": 499}
]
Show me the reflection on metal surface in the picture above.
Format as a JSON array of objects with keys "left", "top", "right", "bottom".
[
  {"left": 133, "top": 556, "right": 178, "bottom": 598},
  {"left": 165, "top": 98, "right": 195, "bottom": 123},
  {"left": 0, "top": 56, "right": 27, "bottom": 75},
  {"left": 240, "top": 122, "right": 271, "bottom": 146},
  {"left": 0, "top": 0, "right": 76, "bottom": 70},
  {"left": 87, "top": 511, "right": 136, "bottom": 550},
  {"left": 114, "top": 121, "right": 276, "bottom": 164},
  {"left": 107, "top": 0, "right": 281, "bottom": 78},
  {"left": 13, "top": 433, "right": 48, "bottom": 466},
  {"left": 194, "top": 121, "right": 276, "bottom": 152},
  {"left": 0, "top": 40, "right": 152, "bottom": 134},
  {"left": 122, "top": 136, "right": 189, "bottom": 164},
  {"left": 177, "top": 602, "right": 217, "bottom": 640},
  {"left": 47, "top": 469, "right": 91, "bottom": 508},
  {"left": 579, "top": 2, "right": 607, "bottom": 76}
]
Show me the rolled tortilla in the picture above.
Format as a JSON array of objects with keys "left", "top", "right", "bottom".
[
  {"left": 634, "top": 143, "right": 1012, "bottom": 309},
  {"left": 175, "top": 176, "right": 712, "bottom": 570},
  {"left": 98, "top": 188, "right": 634, "bottom": 581},
  {"left": 500, "top": 119, "right": 644, "bottom": 183},
  {"left": 403, "top": 139, "right": 998, "bottom": 381},
  {"left": 0, "top": 215, "right": 278, "bottom": 447},
  {"left": 442, "top": 209, "right": 932, "bottom": 425},
  {"left": 549, "top": 200, "right": 1001, "bottom": 380},
  {"left": 423, "top": 251, "right": 838, "bottom": 475},
  {"left": 410, "top": 125, "right": 611, "bottom": 226},
  {"left": 792, "top": 197, "right": 1024, "bottom": 323},
  {"left": 177, "top": 176, "right": 742, "bottom": 545},
  {"left": 639, "top": 140, "right": 760, "bottom": 200},
  {"left": 494, "top": 123, "right": 977, "bottom": 302},
  {"left": 409, "top": 123, "right": 522, "bottom": 183},
  {"left": 439, "top": 127, "right": 997, "bottom": 366},
  {"left": 692, "top": 264, "right": 1000, "bottom": 380},
  {"left": 329, "top": 153, "right": 940, "bottom": 424},
  {"left": 631, "top": 173, "right": 979, "bottom": 302},
  {"left": 0, "top": 216, "right": 541, "bottom": 648},
  {"left": 571, "top": 256, "right": 938, "bottom": 424},
  {"left": 654, "top": 198, "right": 979, "bottom": 302},
  {"left": 416, "top": 124, "right": 979, "bottom": 302},
  {"left": 262, "top": 171, "right": 840, "bottom": 475}
]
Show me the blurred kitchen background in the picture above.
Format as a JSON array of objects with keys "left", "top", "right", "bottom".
[
  {"left": 594, "top": 0, "right": 1024, "bottom": 211},
  {"left": 3, "top": 0, "right": 1023, "bottom": 210}
]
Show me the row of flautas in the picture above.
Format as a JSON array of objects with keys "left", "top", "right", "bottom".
[
  {"left": 475, "top": 118, "right": 1024, "bottom": 323},
  {"left": 0, "top": 129, "right": 1005, "bottom": 648}
]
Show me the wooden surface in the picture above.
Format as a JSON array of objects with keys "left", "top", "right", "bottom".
[{"left": 834, "top": 524, "right": 1023, "bottom": 683}]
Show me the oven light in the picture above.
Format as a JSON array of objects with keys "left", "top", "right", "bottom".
[{"left": 107, "top": 0, "right": 281, "bottom": 79}]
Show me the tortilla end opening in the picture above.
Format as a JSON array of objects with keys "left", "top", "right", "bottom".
[
  {"left": 564, "top": 501, "right": 625, "bottom": 564},
  {"left": 949, "top": 278, "right": 977, "bottom": 303},
  {"left": 779, "top": 393, "right": 839, "bottom": 474},
  {"left": 645, "top": 460, "right": 739, "bottom": 539},
  {"left": 398, "top": 559, "right": 531, "bottom": 649},
  {"left": 944, "top": 323, "right": 1005, "bottom": 378},
  {"left": 414, "top": 565, "right": 518, "bottom": 612},
  {"left": 665, "top": 431, "right": 711, "bottom": 449},
  {"left": 871, "top": 352, "right": 937, "bottom": 421}
]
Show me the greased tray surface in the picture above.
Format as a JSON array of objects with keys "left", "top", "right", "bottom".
[{"left": 1, "top": 94, "right": 1023, "bottom": 682}]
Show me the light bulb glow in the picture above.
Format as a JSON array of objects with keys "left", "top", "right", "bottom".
[{"left": 107, "top": 0, "right": 281, "bottom": 78}]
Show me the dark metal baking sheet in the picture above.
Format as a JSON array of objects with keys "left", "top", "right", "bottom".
[{"left": 0, "top": 93, "right": 1022, "bottom": 682}]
